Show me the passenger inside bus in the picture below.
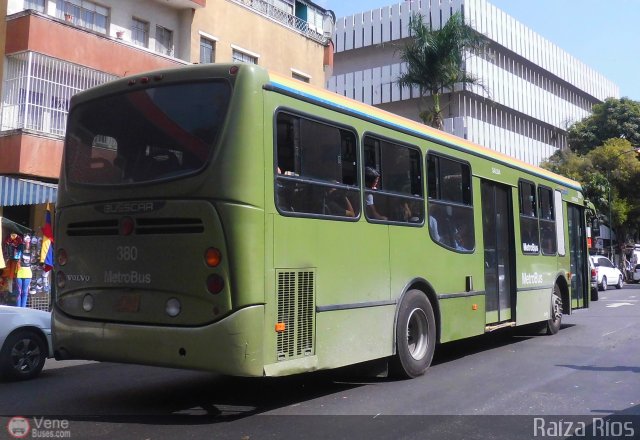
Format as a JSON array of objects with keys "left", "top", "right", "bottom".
[
  {"left": 365, "top": 167, "right": 387, "bottom": 221},
  {"left": 323, "top": 184, "right": 356, "bottom": 217}
]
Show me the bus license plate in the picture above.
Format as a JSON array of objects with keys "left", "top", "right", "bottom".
[{"left": 115, "top": 294, "right": 140, "bottom": 313}]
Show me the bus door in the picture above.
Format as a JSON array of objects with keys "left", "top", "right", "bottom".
[
  {"left": 567, "top": 203, "right": 588, "bottom": 309},
  {"left": 481, "top": 180, "right": 515, "bottom": 324}
]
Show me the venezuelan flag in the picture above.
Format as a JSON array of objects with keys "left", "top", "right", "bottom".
[{"left": 40, "top": 206, "right": 54, "bottom": 272}]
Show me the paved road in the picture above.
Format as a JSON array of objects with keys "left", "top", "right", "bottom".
[{"left": 1, "top": 285, "right": 639, "bottom": 439}]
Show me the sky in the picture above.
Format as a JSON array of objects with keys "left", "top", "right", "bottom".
[{"left": 319, "top": 0, "right": 640, "bottom": 100}]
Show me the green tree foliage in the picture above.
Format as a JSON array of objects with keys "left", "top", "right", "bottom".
[
  {"left": 397, "top": 12, "right": 486, "bottom": 129},
  {"left": 542, "top": 138, "right": 640, "bottom": 237},
  {"left": 568, "top": 98, "right": 640, "bottom": 155},
  {"left": 587, "top": 138, "right": 640, "bottom": 230}
]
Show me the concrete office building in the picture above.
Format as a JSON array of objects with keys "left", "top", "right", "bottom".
[{"left": 328, "top": 0, "right": 619, "bottom": 166}]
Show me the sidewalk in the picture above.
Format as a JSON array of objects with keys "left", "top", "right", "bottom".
[{"left": 44, "top": 359, "right": 97, "bottom": 370}]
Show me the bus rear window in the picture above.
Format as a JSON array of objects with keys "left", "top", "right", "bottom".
[{"left": 64, "top": 81, "right": 231, "bottom": 185}]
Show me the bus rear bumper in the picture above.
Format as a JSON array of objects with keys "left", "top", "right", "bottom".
[{"left": 52, "top": 305, "right": 265, "bottom": 377}]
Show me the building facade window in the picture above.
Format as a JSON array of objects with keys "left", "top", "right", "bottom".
[
  {"left": 271, "top": 0, "right": 294, "bottom": 15},
  {"left": 155, "top": 25, "right": 173, "bottom": 56},
  {"left": 291, "top": 72, "right": 310, "bottom": 83},
  {"left": 57, "top": 0, "right": 108, "bottom": 33},
  {"left": 232, "top": 49, "right": 257, "bottom": 64},
  {"left": 24, "top": 0, "right": 46, "bottom": 12},
  {"left": 200, "top": 38, "right": 215, "bottom": 64},
  {"left": 132, "top": 17, "right": 149, "bottom": 48}
]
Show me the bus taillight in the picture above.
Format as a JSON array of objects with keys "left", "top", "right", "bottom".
[
  {"left": 56, "top": 271, "right": 66, "bottom": 289},
  {"left": 206, "top": 274, "right": 224, "bottom": 294},
  {"left": 57, "top": 248, "right": 68, "bottom": 266},
  {"left": 205, "top": 248, "right": 222, "bottom": 267}
]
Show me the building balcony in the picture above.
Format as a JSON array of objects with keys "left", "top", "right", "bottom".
[
  {"left": 230, "top": 0, "right": 331, "bottom": 45},
  {"left": 149, "top": 0, "right": 206, "bottom": 9},
  {"left": 5, "top": 11, "right": 189, "bottom": 73}
]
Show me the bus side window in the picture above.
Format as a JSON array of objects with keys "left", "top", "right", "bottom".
[
  {"left": 519, "top": 180, "right": 540, "bottom": 254},
  {"left": 427, "top": 153, "right": 474, "bottom": 252},
  {"left": 363, "top": 136, "right": 424, "bottom": 225},
  {"left": 275, "top": 112, "right": 360, "bottom": 219},
  {"left": 538, "top": 185, "right": 556, "bottom": 255}
]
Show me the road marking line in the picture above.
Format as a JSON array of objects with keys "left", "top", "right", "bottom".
[{"left": 606, "top": 302, "right": 634, "bottom": 308}]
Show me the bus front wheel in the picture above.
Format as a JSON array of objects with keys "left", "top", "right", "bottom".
[
  {"left": 391, "top": 289, "right": 436, "bottom": 378},
  {"left": 546, "top": 285, "right": 563, "bottom": 335}
]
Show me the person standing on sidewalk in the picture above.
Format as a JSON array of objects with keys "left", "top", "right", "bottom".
[{"left": 15, "top": 235, "right": 33, "bottom": 308}]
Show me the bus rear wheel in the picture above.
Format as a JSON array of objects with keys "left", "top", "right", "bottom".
[
  {"left": 391, "top": 289, "right": 436, "bottom": 378},
  {"left": 546, "top": 285, "right": 563, "bottom": 335}
]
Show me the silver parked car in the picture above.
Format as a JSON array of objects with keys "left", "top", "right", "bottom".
[
  {"left": 589, "top": 255, "right": 624, "bottom": 291},
  {"left": 0, "top": 306, "right": 52, "bottom": 381}
]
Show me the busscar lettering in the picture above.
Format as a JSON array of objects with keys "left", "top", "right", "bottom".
[{"left": 102, "top": 201, "right": 155, "bottom": 214}]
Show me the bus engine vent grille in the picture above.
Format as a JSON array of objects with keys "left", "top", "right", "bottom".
[
  {"left": 135, "top": 218, "right": 204, "bottom": 235},
  {"left": 276, "top": 269, "right": 315, "bottom": 361},
  {"left": 66, "top": 218, "right": 204, "bottom": 236},
  {"left": 67, "top": 219, "right": 119, "bottom": 236}
]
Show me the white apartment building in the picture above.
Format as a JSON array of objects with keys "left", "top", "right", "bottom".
[{"left": 327, "top": 0, "right": 619, "bottom": 165}]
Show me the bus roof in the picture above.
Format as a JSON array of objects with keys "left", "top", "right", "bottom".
[{"left": 267, "top": 71, "right": 582, "bottom": 193}]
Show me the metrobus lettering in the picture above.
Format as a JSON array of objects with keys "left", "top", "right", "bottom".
[
  {"left": 523, "top": 243, "right": 539, "bottom": 252},
  {"left": 522, "top": 272, "right": 543, "bottom": 285},
  {"left": 104, "top": 270, "right": 151, "bottom": 284}
]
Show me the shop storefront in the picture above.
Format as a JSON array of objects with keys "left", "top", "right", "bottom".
[{"left": 1, "top": 176, "right": 57, "bottom": 311}]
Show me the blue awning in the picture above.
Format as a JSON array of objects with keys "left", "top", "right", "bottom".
[{"left": 0, "top": 176, "right": 58, "bottom": 207}]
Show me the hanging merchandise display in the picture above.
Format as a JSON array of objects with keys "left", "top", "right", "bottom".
[{"left": 0, "top": 217, "right": 50, "bottom": 307}]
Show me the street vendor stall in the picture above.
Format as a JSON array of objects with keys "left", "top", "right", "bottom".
[{"left": 1, "top": 217, "right": 51, "bottom": 308}]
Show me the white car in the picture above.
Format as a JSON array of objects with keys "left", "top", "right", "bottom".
[
  {"left": 0, "top": 306, "right": 52, "bottom": 381},
  {"left": 589, "top": 255, "right": 624, "bottom": 291},
  {"left": 631, "top": 264, "right": 640, "bottom": 283}
]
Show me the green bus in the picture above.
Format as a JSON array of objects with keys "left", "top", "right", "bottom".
[{"left": 52, "top": 64, "right": 589, "bottom": 378}]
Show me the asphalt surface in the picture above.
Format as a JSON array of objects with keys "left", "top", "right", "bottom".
[{"left": 1, "top": 285, "right": 639, "bottom": 439}]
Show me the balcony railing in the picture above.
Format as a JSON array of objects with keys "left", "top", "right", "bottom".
[
  {"left": 1, "top": 52, "right": 117, "bottom": 137},
  {"left": 232, "top": 0, "right": 328, "bottom": 44}
]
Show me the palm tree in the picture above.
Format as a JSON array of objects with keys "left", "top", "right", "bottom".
[{"left": 397, "top": 12, "right": 486, "bottom": 129}]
